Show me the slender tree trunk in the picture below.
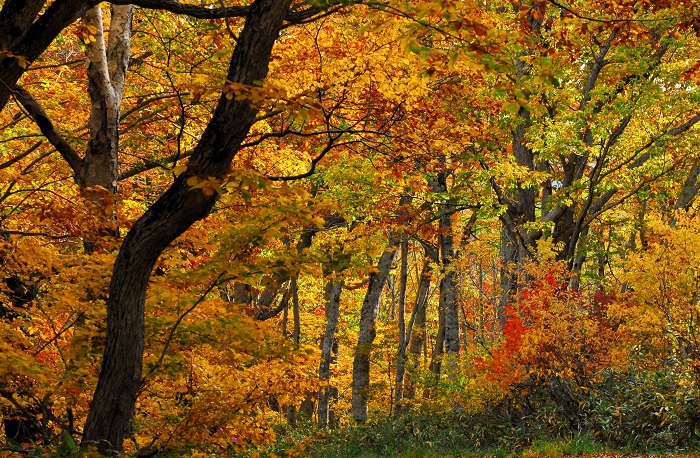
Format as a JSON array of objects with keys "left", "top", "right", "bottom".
[
  {"left": 281, "top": 296, "right": 288, "bottom": 338},
  {"left": 392, "top": 238, "right": 409, "bottom": 416},
  {"left": 351, "top": 237, "right": 399, "bottom": 422},
  {"left": 429, "top": 280, "right": 446, "bottom": 380},
  {"left": 291, "top": 275, "right": 300, "bottom": 346},
  {"left": 318, "top": 270, "right": 343, "bottom": 427},
  {"left": 82, "top": 0, "right": 292, "bottom": 450},
  {"left": 429, "top": 168, "right": 459, "bottom": 366},
  {"left": 439, "top": 212, "right": 459, "bottom": 360},
  {"left": 404, "top": 255, "right": 432, "bottom": 404},
  {"left": 672, "top": 158, "right": 700, "bottom": 226}
]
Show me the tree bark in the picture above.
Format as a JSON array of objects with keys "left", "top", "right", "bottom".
[
  {"left": 429, "top": 170, "right": 459, "bottom": 362},
  {"left": 82, "top": 0, "right": 292, "bottom": 451},
  {"left": 429, "top": 279, "right": 446, "bottom": 380},
  {"left": 79, "top": 4, "right": 133, "bottom": 192},
  {"left": 392, "top": 238, "right": 409, "bottom": 416},
  {"left": 439, "top": 212, "right": 459, "bottom": 358},
  {"left": 403, "top": 252, "right": 433, "bottom": 404},
  {"left": 318, "top": 270, "right": 343, "bottom": 428},
  {"left": 10, "top": 3, "right": 132, "bottom": 195},
  {"left": 672, "top": 157, "right": 700, "bottom": 226},
  {"left": 351, "top": 237, "right": 399, "bottom": 422}
]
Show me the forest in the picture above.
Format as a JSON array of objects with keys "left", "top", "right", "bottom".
[{"left": 1, "top": 0, "right": 700, "bottom": 456}]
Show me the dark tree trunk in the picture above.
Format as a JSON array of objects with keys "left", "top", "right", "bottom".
[
  {"left": 82, "top": 0, "right": 292, "bottom": 451},
  {"left": 672, "top": 158, "right": 700, "bottom": 226}
]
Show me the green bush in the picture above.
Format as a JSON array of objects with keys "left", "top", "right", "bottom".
[
  {"left": 582, "top": 368, "right": 700, "bottom": 450},
  {"left": 257, "top": 368, "right": 700, "bottom": 457}
]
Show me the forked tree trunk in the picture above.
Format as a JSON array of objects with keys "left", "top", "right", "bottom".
[
  {"left": 13, "top": 4, "right": 132, "bottom": 197},
  {"left": 351, "top": 237, "right": 399, "bottom": 422},
  {"left": 80, "top": 4, "right": 132, "bottom": 191},
  {"left": 82, "top": 0, "right": 292, "bottom": 451}
]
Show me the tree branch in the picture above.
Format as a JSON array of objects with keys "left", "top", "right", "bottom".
[
  {"left": 0, "top": 140, "right": 42, "bottom": 170},
  {"left": 12, "top": 87, "right": 84, "bottom": 175},
  {"left": 265, "top": 134, "right": 344, "bottom": 181},
  {"left": 108, "top": 0, "right": 335, "bottom": 24}
]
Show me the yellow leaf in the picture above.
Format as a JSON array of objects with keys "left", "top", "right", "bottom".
[
  {"left": 15, "top": 55, "right": 28, "bottom": 69},
  {"left": 172, "top": 164, "right": 188, "bottom": 176}
]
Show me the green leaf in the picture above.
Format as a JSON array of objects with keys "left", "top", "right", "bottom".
[
  {"left": 61, "top": 429, "right": 77, "bottom": 454},
  {"left": 504, "top": 101, "right": 520, "bottom": 115}
]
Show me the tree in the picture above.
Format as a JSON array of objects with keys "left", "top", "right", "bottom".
[
  {"left": 490, "top": 1, "right": 700, "bottom": 296},
  {"left": 81, "top": 0, "right": 303, "bottom": 450}
]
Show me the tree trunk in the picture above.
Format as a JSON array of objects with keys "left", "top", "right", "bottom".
[
  {"left": 82, "top": 0, "right": 292, "bottom": 451},
  {"left": 404, "top": 255, "right": 433, "bottom": 404},
  {"left": 430, "top": 169, "right": 459, "bottom": 365},
  {"left": 79, "top": 4, "right": 132, "bottom": 191},
  {"left": 318, "top": 270, "right": 343, "bottom": 428},
  {"left": 351, "top": 237, "right": 399, "bottom": 422},
  {"left": 672, "top": 158, "right": 700, "bottom": 226},
  {"left": 439, "top": 212, "right": 459, "bottom": 359},
  {"left": 429, "top": 279, "right": 446, "bottom": 381},
  {"left": 291, "top": 275, "right": 300, "bottom": 346},
  {"left": 392, "top": 238, "right": 409, "bottom": 416},
  {"left": 12, "top": 4, "right": 132, "bottom": 198}
]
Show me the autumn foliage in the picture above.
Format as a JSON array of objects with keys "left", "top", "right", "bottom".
[{"left": 1, "top": 0, "right": 700, "bottom": 456}]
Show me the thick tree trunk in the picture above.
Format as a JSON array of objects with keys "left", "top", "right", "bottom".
[
  {"left": 351, "top": 237, "right": 399, "bottom": 422},
  {"left": 318, "top": 270, "right": 343, "bottom": 428},
  {"left": 82, "top": 0, "right": 292, "bottom": 451}
]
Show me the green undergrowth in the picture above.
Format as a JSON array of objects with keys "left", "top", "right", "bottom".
[
  {"left": 251, "top": 368, "right": 700, "bottom": 458},
  {"left": 299, "top": 415, "right": 613, "bottom": 458}
]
